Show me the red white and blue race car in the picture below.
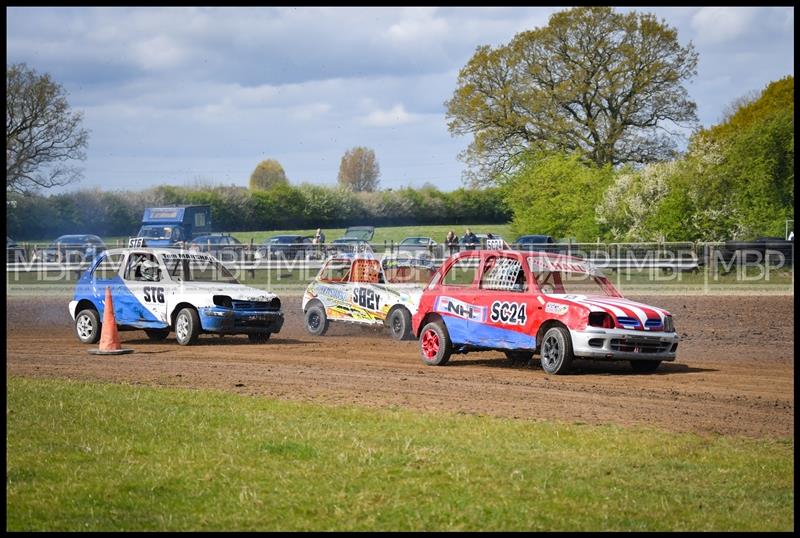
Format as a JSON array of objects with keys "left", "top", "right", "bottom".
[{"left": 411, "top": 249, "right": 679, "bottom": 374}]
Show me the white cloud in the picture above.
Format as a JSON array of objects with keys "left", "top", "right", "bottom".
[
  {"left": 387, "top": 8, "right": 449, "bottom": 43},
  {"left": 289, "top": 102, "right": 332, "bottom": 121},
  {"left": 691, "top": 7, "right": 755, "bottom": 44},
  {"left": 361, "top": 104, "right": 419, "bottom": 127},
  {"left": 132, "top": 35, "right": 186, "bottom": 70}
]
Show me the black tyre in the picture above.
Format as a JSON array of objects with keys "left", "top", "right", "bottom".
[
  {"left": 387, "top": 307, "right": 412, "bottom": 341},
  {"left": 539, "top": 326, "right": 574, "bottom": 375},
  {"left": 144, "top": 328, "right": 170, "bottom": 341},
  {"left": 419, "top": 321, "right": 452, "bottom": 366},
  {"left": 248, "top": 332, "right": 271, "bottom": 344},
  {"left": 75, "top": 308, "right": 102, "bottom": 344},
  {"left": 504, "top": 350, "right": 534, "bottom": 362},
  {"left": 304, "top": 303, "right": 329, "bottom": 336},
  {"left": 175, "top": 307, "right": 201, "bottom": 346},
  {"left": 630, "top": 360, "right": 661, "bottom": 373}
]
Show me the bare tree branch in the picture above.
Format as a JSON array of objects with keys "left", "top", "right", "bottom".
[{"left": 7, "top": 63, "right": 89, "bottom": 194}]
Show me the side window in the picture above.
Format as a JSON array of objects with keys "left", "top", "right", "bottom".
[
  {"left": 442, "top": 258, "right": 478, "bottom": 287},
  {"left": 124, "top": 253, "right": 162, "bottom": 282},
  {"left": 91, "top": 253, "right": 124, "bottom": 280},
  {"left": 318, "top": 259, "right": 351, "bottom": 282},
  {"left": 480, "top": 256, "right": 527, "bottom": 292},
  {"left": 351, "top": 259, "right": 382, "bottom": 283}
]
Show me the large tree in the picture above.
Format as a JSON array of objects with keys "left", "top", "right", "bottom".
[
  {"left": 337, "top": 146, "right": 380, "bottom": 192},
  {"left": 248, "top": 159, "right": 289, "bottom": 190},
  {"left": 446, "top": 7, "right": 698, "bottom": 184},
  {"left": 6, "top": 63, "right": 89, "bottom": 194}
]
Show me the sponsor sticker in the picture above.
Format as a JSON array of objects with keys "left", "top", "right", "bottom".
[
  {"left": 315, "top": 284, "right": 349, "bottom": 302},
  {"left": 544, "top": 302, "right": 569, "bottom": 315},
  {"left": 435, "top": 296, "right": 487, "bottom": 322}
]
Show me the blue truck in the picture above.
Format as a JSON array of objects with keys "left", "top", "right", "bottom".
[{"left": 133, "top": 205, "right": 212, "bottom": 248}]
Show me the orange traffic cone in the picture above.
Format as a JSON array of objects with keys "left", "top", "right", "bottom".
[{"left": 89, "top": 287, "right": 134, "bottom": 355}]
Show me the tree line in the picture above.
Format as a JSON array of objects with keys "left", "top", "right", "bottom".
[
  {"left": 6, "top": 184, "right": 510, "bottom": 241},
  {"left": 502, "top": 76, "right": 794, "bottom": 242}
]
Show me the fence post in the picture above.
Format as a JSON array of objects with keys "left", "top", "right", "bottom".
[{"left": 248, "top": 238, "right": 255, "bottom": 279}]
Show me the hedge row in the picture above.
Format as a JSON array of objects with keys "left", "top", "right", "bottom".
[{"left": 6, "top": 184, "right": 511, "bottom": 240}]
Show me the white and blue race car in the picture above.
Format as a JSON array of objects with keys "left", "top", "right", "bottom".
[{"left": 69, "top": 248, "right": 284, "bottom": 345}]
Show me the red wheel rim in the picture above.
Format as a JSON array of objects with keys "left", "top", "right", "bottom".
[{"left": 421, "top": 328, "right": 440, "bottom": 359}]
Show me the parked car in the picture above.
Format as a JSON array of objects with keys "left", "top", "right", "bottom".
[
  {"left": 329, "top": 237, "right": 372, "bottom": 256},
  {"left": 302, "top": 253, "right": 438, "bottom": 340},
  {"left": 336, "top": 226, "right": 375, "bottom": 242},
  {"left": 514, "top": 234, "right": 554, "bottom": 249},
  {"left": 255, "top": 234, "right": 314, "bottom": 260},
  {"left": 411, "top": 249, "right": 679, "bottom": 374},
  {"left": 397, "top": 237, "right": 438, "bottom": 257},
  {"left": 715, "top": 236, "right": 794, "bottom": 266},
  {"left": 32, "top": 234, "right": 106, "bottom": 264},
  {"left": 7, "top": 236, "right": 26, "bottom": 263},
  {"left": 189, "top": 234, "right": 246, "bottom": 263},
  {"left": 69, "top": 247, "right": 284, "bottom": 345}
]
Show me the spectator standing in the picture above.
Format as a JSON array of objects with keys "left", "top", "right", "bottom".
[
  {"left": 313, "top": 228, "right": 326, "bottom": 257},
  {"left": 445, "top": 230, "right": 458, "bottom": 255},
  {"left": 462, "top": 228, "right": 478, "bottom": 250}
]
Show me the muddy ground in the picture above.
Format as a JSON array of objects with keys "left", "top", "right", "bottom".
[{"left": 6, "top": 294, "right": 794, "bottom": 439}]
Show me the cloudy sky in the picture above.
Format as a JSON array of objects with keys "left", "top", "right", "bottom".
[{"left": 6, "top": 6, "right": 795, "bottom": 193}]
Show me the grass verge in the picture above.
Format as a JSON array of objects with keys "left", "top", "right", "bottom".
[{"left": 6, "top": 376, "right": 794, "bottom": 531}]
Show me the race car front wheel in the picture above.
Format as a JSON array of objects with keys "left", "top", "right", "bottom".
[
  {"left": 388, "top": 307, "right": 412, "bottom": 341},
  {"left": 304, "top": 303, "right": 329, "bottom": 336},
  {"left": 75, "top": 308, "right": 102, "bottom": 344},
  {"left": 419, "top": 321, "right": 452, "bottom": 366},
  {"left": 175, "top": 307, "right": 200, "bottom": 346},
  {"left": 540, "top": 326, "right": 574, "bottom": 375}
]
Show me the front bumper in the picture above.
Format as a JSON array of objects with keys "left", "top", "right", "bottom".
[
  {"left": 570, "top": 327, "right": 679, "bottom": 361},
  {"left": 199, "top": 307, "right": 284, "bottom": 335}
]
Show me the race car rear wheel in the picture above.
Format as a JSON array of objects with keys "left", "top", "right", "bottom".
[
  {"left": 419, "top": 321, "right": 452, "bottom": 366},
  {"left": 144, "top": 328, "right": 170, "bottom": 341},
  {"left": 540, "top": 326, "right": 573, "bottom": 375},
  {"left": 175, "top": 307, "right": 200, "bottom": 346},
  {"left": 388, "top": 307, "right": 412, "bottom": 341},
  {"left": 248, "top": 332, "right": 271, "bottom": 344},
  {"left": 630, "top": 360, "right": 661, "bottom": 373},
  {"left": 304, "top": 303, "right": 329, "bottom": 336},
  {"left": 75, "top": 308, "right": 102, "bottom": 344}
]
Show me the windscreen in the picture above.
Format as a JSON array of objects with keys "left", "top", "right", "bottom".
[
  {"left": 527, "top": 256, "right": 619, "bottom": 297},
  {"left": 139, "top": 226, "right": 173, "bottom": 240}
]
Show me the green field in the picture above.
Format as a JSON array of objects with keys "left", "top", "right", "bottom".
[{"left": 6, "top": 377, "right": 793, "bottom": 531}]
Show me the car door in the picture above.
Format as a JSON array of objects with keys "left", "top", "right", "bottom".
[
  {"left": 469, "top": 253, "right": 537, "bottom": 350},
  {"left": 117, "top": 251, "right": 170, "bottom": 327},
  {"left": 86, "top": 251, "right": 127, "bottom": 320},
  {"left": 348, "top": 258, "right": 384, "bottom": 323},
  {"left": 430, "top": 254, "right": 481, "bottom": 345}
]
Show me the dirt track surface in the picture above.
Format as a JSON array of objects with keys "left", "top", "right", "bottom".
[{"left": 6, "top": 294, "right": 794, "bottom": 439}]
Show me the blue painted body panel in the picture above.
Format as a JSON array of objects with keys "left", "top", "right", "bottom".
[{"left": 441, "top": 314, "right": 536, "bottom": 350}]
